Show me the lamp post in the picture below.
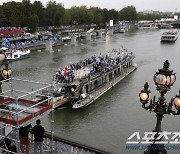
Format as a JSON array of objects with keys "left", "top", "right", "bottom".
[
  {"left": 139, "top": 60, "right": 180, "bottom": 154},
  {"left": 0, "top": 53, "right": 12, "bottom": 100}
]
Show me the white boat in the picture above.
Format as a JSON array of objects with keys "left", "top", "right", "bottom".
[
  {"left": 119, "top": 28, "right": 126, "bottom": 33},
  {"left": 61, "top": 36, "right": 71, "bottom": 42},
  {"left": 0, "top": 47, "right": 31, "bottom": 61},
  {"left": 80, "top": 32, "right": 87, "bottom": 39},
  {"left": 137, "top": 21, "right": 158, "bottom": 29},
  {"left": 54, "top": 47, "right": 136, "bottom": 109},
  {"left": 157, "top": 23, "right": 173, "bottom": 29},
  {"left": 161, "top": 30, "right": 178, "bottom": 42}
]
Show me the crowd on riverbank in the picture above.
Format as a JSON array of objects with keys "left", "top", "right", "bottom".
[
  {"left": 55, "top": 48, "right": 134, "bottom": 83},
  {"left": 0, "top": 28, "right": 63, "bottom": 50}
]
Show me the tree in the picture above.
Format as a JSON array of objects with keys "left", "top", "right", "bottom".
[
  {"left": 70, "top": 6, "right": 94, "bottom": 25},
  {"left": 62, "top": 9, "right": 71, "bottom": 25},
  {"left": 0, "top": 1, "right": 141, "bottom": 28},
  {"left": 0, "top": 5, "right": 3, "bottom": 26},
  {"left": 21, "top": 0, "right": 33, "bottom": 26},
  {"left": 32, "top": 1, "right": 44, "bottom": 26},
  {"left": 102, "top": 8, "right": 109, "bottom": 24},
  {"left": 1, "top": 2, "right": 21, "bottom": 26},
  {"left": 109, "top": 9, "right": 119, "bottom": 23},
  {"left": 44, "top": 1, "right": 65, "bottom": 26},
  {"left": 137, "top": 13, "right": 162, "bottom": 21},
  {"left": 90, "top": 7, "right": 103, "bottom": 25},
  {"left": 27, "top": 14, "right": 39, "bottom": 33},
  {"left": 119, "top": 6, "right": 138, "bottom": 21}
]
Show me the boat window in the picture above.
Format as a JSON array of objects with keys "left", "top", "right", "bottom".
[
  {"left": 109, "top": 72, "right": 113, "bottom": 80},
  {"left": 94, "top": 80, "right": 98, "bottom": 88},
  {"left": 114, "top": 70, "right": 117, "bottom": 77},
  {"left": 86, "top": 84, "right": 88, "bottom": 93}
]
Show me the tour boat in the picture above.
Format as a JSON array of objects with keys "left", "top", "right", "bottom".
[
  {"left": 53, "top": 47, "right": 136, "bottom": 109},
  {"left": 161, "top": 30, "right": 178, "bottom": 42}
]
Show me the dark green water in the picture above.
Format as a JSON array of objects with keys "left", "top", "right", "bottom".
[{"left": 8, "top": 29, "right": 180, "bottom": 154}]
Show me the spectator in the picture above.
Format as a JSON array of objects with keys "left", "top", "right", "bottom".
[
  {"left": 19, "top": 124, "right": 32, "bottom": 154},
  {"left": 32, "top": 119, "right": 44, "bottom": 154}
]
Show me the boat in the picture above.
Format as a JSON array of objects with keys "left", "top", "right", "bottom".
[
  {"left": 161, "top": 30, "right": 178, "bottom": 42},
  {"left": 0, "top": 47, "right": 31, "bottom": 62},
  {"left": 53, "top": 47, "right": 136, "bottom": 109},
  {"left": 157, "top": 23, "right": 173, "bottom": 29},
  {"left": 171, "top": 21, "right": 180, "bottom": 28},
  {"left": 114, "top": 26, "right": 126, "bottom": 33},
  {"left": 119, "top": 28, "right": 126, "bottom": 33},
  {"left": 80, "top": 32, "right": 87, "bottom": 39},
  {"left": 137, "top": 21, "right": 158, "bottom": 29}
]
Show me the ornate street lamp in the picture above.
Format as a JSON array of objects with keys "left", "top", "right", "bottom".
[
  {"left": 0, "top": 53, "right": 12, "bottom": 100},
  {"left": 139, "top": 60, "right": 180, "bottom": 154}
]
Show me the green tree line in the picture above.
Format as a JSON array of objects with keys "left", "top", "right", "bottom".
[{"left": 0, "top": 0, "right": 164, "bottom": 32}]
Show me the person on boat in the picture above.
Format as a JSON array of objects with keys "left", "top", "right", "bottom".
[
  {"left": 19, "top": 124, "right": 32, "bottom": 154},
  {"left": 32, "top": 119, "right": 44, "bottom": 154}
]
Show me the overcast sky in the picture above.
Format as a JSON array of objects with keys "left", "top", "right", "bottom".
[{"left": 0, "top": 0, "right": 179, "bottom": 12}]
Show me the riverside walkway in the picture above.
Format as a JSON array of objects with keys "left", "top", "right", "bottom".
[{"left": 18, "top": 131, "right": 112, "bottom": 154}]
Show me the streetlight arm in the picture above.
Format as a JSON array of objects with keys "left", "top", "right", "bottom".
[
  {"left": 142, "top": 99, "right": 153, "bottom": 110},
  {"left": 167, "top": 99, "right": 180, "bottom": 115},
  {"left": 142, "top": 96, "right": 157, "bottom": 112}
]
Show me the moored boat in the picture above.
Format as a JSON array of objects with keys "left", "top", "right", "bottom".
[
  {"left": 137, "top": 21, "right": 158, "bottom": 29},
  {"left": 0, "top": 47, "right": 31, "bottom": 62},
  {"left": 119, "top": 28, "right": 126, "bottom": 33},
  {"left": 157, "top": 23, "right": 173, "bottom": 29},
  {"left": 54, "top": 47, "right": 136, "bottom": 109}
]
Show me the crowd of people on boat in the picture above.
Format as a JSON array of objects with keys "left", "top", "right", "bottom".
[{"left": 55, "top": 48, "right": 134, "bottom": 83}]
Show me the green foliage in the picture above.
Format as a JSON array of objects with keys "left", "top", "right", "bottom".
[
  {"left": 32, "top": 1, "right": 44, "bottom": 26},
  {"left": 138, "top": 13, "right": 162, "bottom": 21},
  {"left": 62, "top": 9, "right": 71, "bottom": 25},
  {"left": 70, "top": 6, "right": 94, "bottom": 24},
  {"left": 119, "top": 6, "right": 138, "bottom": 21},
  {"left": 45, "top": 1, "right": 65, "bottom": 26},
  {"left": 0, "top": 0, "right": 164, "bottom": 28},
  {"left": 109, "top": 9, "right": 119, "bottom": 22},
  {"left": 89, "top": 7, "right": 102, "bottom": 25},
  {"left": 27, "top": 14, "right": 39, "bottom": 33}
]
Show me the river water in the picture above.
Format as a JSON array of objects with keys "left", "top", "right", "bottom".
[{"left": 8, "top": 29, "right": 180, "bottom": 154}]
